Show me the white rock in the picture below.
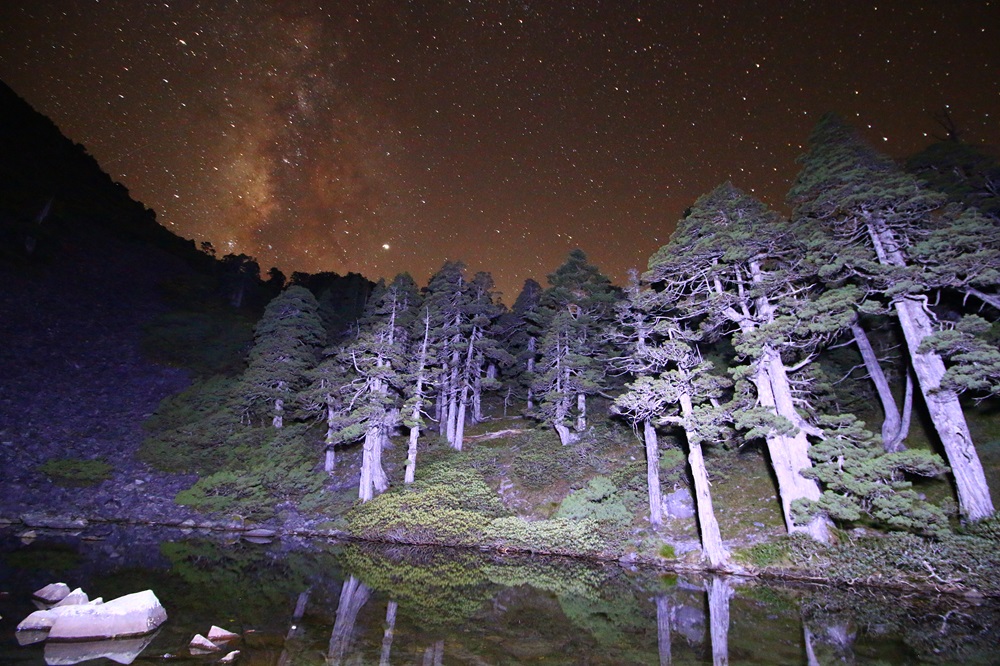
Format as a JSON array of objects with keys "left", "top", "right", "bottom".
[
  {"left": 47, "top": 590, "right": 167, "bottom": 641},
  {"left": 219, "top": 650, "right": 240, "bottom": 664},
  {"left": 43, "top": 631, "right": 158, "bottom": 665},
  {"left": 207, "top": 625, "right": 240, "bottom": 643},
  {"left": 189, "top": 633, "right": 220, "bottom": 652},
  {"left": 34, "top": 583, "right": 71, "bottom": 604},
  {"left": 54, "top": 588, "right": 89, "bottom": 607},
  {"left": 17, "top": 600, "right": 105, "bottom": 633}
]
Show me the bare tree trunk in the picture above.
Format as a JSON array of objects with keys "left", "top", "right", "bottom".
[
  {"left": 277, "top": 588, "right": 311, "bottom": 666},
  {"left": 325, "top": 396, "right": 337, "bottom": 474},
  {"left": 655, "top": 593, "right": 672, "bottom": 666},
  {"left": 554, "top": 394, "right": 579, "bottom": 446},
  {"left": 379, "top": 601, "right": 397, "bottom": 666},
  {"left": 526, "top": 337, "right": 536, "bottom": 411},
  {"left": 851, "top": 321, "right": 906, "bottom": 450},
  {"left": 328, "top": 576, "right": 371, "bottom": 666},
  {"left": 679, "top": 391, "right": 729, "bottom": 567},
  {"left": 446, "top": 348, "right": 460, "bottom": 446},
  {"left": 405, "top": 314, "right": 430, "bottom": 484},
  {"left": 644, "top": 419, "right": 664, "bottom": 527},
  {"left": 273, "top": 397, "right": 284, "bottom": 429},
  {"left": 422, "top": 640, "right": 444, "bottom": 666},
  {"left": 706, "top": 577, "right": 733, "bottom": 666},
  {"left": 754, "top": 352, "right": 831, "bottom": 542},
  {"left": 894, "top": 296, "right": 995, "bottom": 519},
  {"left": 889, "top": 370, "right": 914, "bottom": 453},
  {"left": 325, "top": 448, "right": 336, "bottom": 475},
  {"left": 576, "top": 393, "right": 587, "bottom": 432},
  {"left": 864, "top": 219, "right": 994, "bottom": 519},
  {"left": 965, "top": 285, "right": 1000, "bottom": 312}
]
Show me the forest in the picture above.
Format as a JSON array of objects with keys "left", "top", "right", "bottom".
[{"left": 129, "top": 114, "right": 1000, "bottom": 585}]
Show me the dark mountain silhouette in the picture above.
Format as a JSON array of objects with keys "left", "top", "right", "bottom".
[{"left": 0, "top": 80, "right": 370, "bottom": 523}]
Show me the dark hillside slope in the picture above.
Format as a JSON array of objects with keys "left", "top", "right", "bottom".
[{"left": 0, "top": 80, "right": 208, "bottom": 523}]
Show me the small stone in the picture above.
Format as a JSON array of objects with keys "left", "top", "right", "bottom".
[
  {"left": 190, "top": 633, "right": 221, "bottom": 652},
  {"left": 219, "top": 650, "right": 240, "bottom": 663},
  {"left": 207, "top": 625, "right": 240, "bottom": 643},
  {"left": 34, "top": 582, "right": 71, "bottom": 604}
]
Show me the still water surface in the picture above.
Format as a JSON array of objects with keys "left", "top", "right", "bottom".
[{"left": 1, "top": 525, "right": 997, "bottom": 665}]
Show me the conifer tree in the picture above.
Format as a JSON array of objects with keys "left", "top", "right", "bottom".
[
  {"left": 611, "top": 274, "right": 730, "bottom": 566},
  {"left": 789, "top": 114, "right": 995, "bottom": 520},
  {"left": 328, "top": 275, "right": 415, "bottom": 501},
  {"left": 531, "top": 250, "right": 619, "bottom": 444},
  {"left": 241, "top": 285, "right": 324, "bottom": 428},
  {"left": 646, "top": 183, "right": 835, "bottom": 541}
]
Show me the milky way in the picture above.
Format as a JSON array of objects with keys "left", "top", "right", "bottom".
[{"left": 1, "top": 1, "right": 998, "bottom": 300}]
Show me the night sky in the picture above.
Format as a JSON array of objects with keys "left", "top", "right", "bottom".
[{"left": 1, "top": 1, "right": 998, "bottom": 301}]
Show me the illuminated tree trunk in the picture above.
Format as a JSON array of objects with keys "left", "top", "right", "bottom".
[
  {"left": 850, "top": 321, "right": 910, "bottom": 451},
  {"left": 643, "top": 419, "right": 663, "bottom": 527},
  {"left": 655, "top": 593, "right": 672, "bottom": 666},
  {"left": 379, "top": 601, "right": 397, "bottom": 666},
  {"left": 867, "top": 219, "right": 994, "bottom": 519},
  {"left": 706, "top": 576, "right": 733, "bottom": 666},
  {"left": 328, "top": 576, "right": 370, "bottom": 666},
  {"left": 679, "top": 390, "right": 729, "bottom": 567}
]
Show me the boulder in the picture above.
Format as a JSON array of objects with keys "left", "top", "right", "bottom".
[
  {"left": 207, "top": 625, "right": 240, "bottom": 643},
  {"left": 219, "top": 650, "right": 241, "bottom": 664},
  {"left": 43, "top": 631, "right": 158, "bottom": 665},
  {"left": 189, "top": 633, "right": 220, "bottom": 653},
  {"left": 663, "top": 487, "right": 696, "bottom": 520},
  {"left": 40, "top": 590, "right": 166, "bottom": 641},
  {"left": 54, "top": 588, "right": 90, "bottom": 607},
  {"left": 18, "top": 599, "right": 106, "bottom": 633},
  {"left": 34, "top": 582, "right": 71, "bottom": 604}
]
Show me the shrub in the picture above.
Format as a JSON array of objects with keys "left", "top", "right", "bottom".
[
  {"left": 38, "top": 457, "right": 114, "bottom": 486},
  {"left": 555, "top": 476, "right": 632, "bottom": 526}
]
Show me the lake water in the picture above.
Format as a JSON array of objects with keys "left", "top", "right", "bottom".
[{"left": 1, "top": 524, "right": 998, "bottom": 665}]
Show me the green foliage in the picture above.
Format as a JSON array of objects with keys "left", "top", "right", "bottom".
[
  {"left": 173, "top": 424, "right": 326, "bottom": 519},
  {"left": 486, "top": 515, "right": 605, "bottom": 555},
  {"left": 38, "top": 457, "right": 114, "bottom": 486},
  {"left": 658, "top": 543, "right": 676, "bottom": 559},
  {"left": 555, "top": 476, "right": 632, "bottom": 526},
  {"left": 921, "top": 315, "right": 1000, "bottom": 398},
  {"left": 795, "top": 414, "right": 950, "bottom": 536},
  {"left": 738, "top": 540, "right": 793, "bottom": 568}
]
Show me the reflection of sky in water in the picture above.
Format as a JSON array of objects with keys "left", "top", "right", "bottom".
[{"left": 1, "top": 527, "right": 998, "bottom": 665}]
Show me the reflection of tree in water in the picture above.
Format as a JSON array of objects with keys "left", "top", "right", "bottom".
[
  {"left": 328, "top": 575, "right": 371, "bottom": 666},
  {"left": 799, "top": 586, "right": 1000, "bottom": 665}
]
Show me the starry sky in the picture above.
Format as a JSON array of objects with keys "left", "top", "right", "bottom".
[{"left": 1, "top": 1, "right": 998, "bottom": 302}]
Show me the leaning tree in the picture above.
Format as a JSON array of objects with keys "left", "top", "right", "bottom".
[{"left": 789, "top": 114, "right": 995, "bottom": 520}]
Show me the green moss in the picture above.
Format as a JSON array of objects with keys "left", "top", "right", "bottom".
[
  {"left": 38, "top": 457, "right": 114, "bottom": 486},
  {"left": 658, "top": 543, "right": 676, "bottom": 559}
]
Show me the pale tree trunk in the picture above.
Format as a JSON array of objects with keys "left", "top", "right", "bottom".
[
  {"left": 328, "top": 576, "right": 371, "bottom": 666},
  {"left": 422, "top": 640, "right": 444, "bottom": 666},
  {"left": 706, "top": 577, "right": 733, "bottom": 666},
  {"left": 379, "top": 601, "right": 397, "bottom": 666},
  {"left": 655, "top": 593, "right": 672, "bottom": 666},
  {"left": 643, "top": 420, "right": 664, "bottom": 527},
  {"left": 526, "top": 337, "right": 537, "bottom": 411},
  {"left": 851, "top": 321, "right": 907, "bottom": 450},
  {"left": 405, "top": 314, "right": 431, "bottom": 484},
  {"left": 273, "top": 397, "right": 284, "bottom": 429},
  {"left": 575, "top": 392, "right": 587, "bottom": 433},
  {"left": 554, "top": 397, "right": 579, "bottom": 446},
  {"left": 325, "top": 395, "right": 337, "bottom": 474},
  {"left": 277, "top": 588, "right": 311, "bottom": 666},
  {"left": 760, "top": 352, "right": 832, "bottom": 542},
  {"left": 435, "top": 389, "right": 445, "bottom": 436},
  {"left": 446, "top": 347, "right": 461, "bottom": 446},
  {"left": 454, "top": 329, "right": 478, "bottom": 450},
  {"left": 965, "top": 285, "right": 1000, "bottom": 311},
  {"left": 803, "top": 623, "right": 821, "bottom": 666},
  {"left": 738, "top": 263, "right": 830, "bottom": 541},
  {"left": 678, "top": 391, "right": 729, "bottom": 567},
  {"left": 866, "top": 219, "right": 994, "bottom": 519},
  {"left": 894, "top": 296, "right": 995, "bottom": 519}
]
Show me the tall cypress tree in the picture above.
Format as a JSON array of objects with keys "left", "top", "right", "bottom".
[
  {"left": 789, "top": 114, "right": 995, "bottom": 521},
  {"left": 241, "top": 285, "right": 324, "bottom": 428}
]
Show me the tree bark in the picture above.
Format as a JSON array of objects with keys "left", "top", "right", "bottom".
[
  {"left": 754, "top": 351, "right": 831, "bottom": 542},
  {"left": 850, "top": 321, "right": 906, "bottom": 451},
  {"left": 643, "top": 419, "right": 663, "bottom": 527},
  {"left": 272, "top": 397, "right": 284, "bottom": 429},
  {"left": 866, "top": 218, "right": 994, "bottom": 519},
  {"left": 707, "top": 576, "right": 733, "bottom": 666},
  {"left": 379, "top": 601, "right": 397, "bottom": 666},
  {"left": 678, "top": 390, "right": 729, "bottom": 567},
  {"left": 894, "top": 296, "right": 995, "bottom": 519},
  {"left": 655, "top": 593, "right": 672, "bottom": 666},
  {"left": 576, "top": 392, "right": 587, "bottom": 432},
  {"left": 328, "top": 576, "right": 371, "bottom": 666}
]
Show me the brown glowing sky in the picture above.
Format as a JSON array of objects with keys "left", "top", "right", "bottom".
[{"left": 1, "top": 1, "right": 998, "bottom": 301}]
